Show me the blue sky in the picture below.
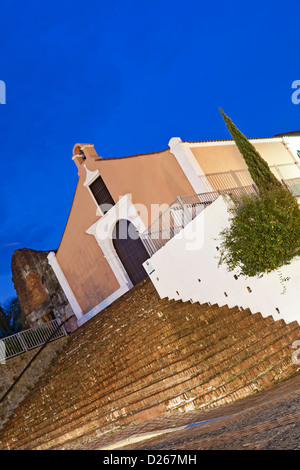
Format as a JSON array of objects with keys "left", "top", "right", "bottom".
[{"left": 0, "top": 0, "right": 299, "bottom": 303}]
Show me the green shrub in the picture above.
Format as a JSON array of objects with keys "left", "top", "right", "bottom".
[
  {"left": 219, "top": 108, "right": 283, "bottom": 193},
  {"left": 218, "top": 187, "right": 300, "bottom": 278}
]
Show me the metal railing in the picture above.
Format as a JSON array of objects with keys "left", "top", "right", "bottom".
[
  {"left": 199, "top": 168, "right": 253, "bottom": 192},
  {"left": 282, "top": 177, "right": 300, "bottom": 197},
  {"left": 141, "top": 170, "right": 300, "bottom": 258},
  {"left": 140, "top": 197, "right": 190, "bottom": 256},
  {"left": 140, "top": 185, "right": 258, "bottom": 257},
  {"left": 0, "top": 319, "right": 67, "bottom": 361},
  {"left": 271, "top": 162, "right": 300, "bottom": 180},
  {"left": 199, "top": 162, "right": 300, "bottom": 191},
  {"left": 199, "top": 163, "right": 300, "bottom": 193}
]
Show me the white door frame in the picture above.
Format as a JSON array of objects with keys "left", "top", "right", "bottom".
[{"left": 86, "top": 193, "right": 147, "bottom": 290}]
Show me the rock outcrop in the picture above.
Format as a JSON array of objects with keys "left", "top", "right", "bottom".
[{"left": 11, "top": 249, "right": 76, "bottom": 332}]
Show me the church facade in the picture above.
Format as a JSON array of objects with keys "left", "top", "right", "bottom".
[{"left": 41, "top": 133, "right": 300, "bottom": 327}]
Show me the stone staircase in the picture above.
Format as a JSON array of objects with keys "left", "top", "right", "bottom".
[{"left": 0, "top": 278, "right": 299, "bottom": 450}]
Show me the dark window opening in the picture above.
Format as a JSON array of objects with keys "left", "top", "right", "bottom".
[
  {"left": 113, "top": 219, "right": 149, "bottom": 286},
  {"left": 89, "top": 175, "right": 115, "bottom": 214}
]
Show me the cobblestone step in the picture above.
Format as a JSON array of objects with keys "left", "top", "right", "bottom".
[
  {"left": 1, "top": 278, "right": 299, "bottom": 450},
  {"left": 170, "top": 326, "right": 300, "bottom": 412},
  {"left": 4, "top": 309, "right": 258, "bottom": 435},
  {"left": 5, "top": 317, "right": 298, "bottom": 450},
  {"left": 31, "top": 305, "right": 248, "bottom": 399},
  {"left": 0, "top": 313, "right": 260, "bottom": 448}
]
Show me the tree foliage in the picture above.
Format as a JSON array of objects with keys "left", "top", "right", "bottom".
[
  {"left": 218, "top": 109, "right": 300, "bottom": 278},
  {"left": 219, "top": 188, "right": 300, "bottom": 277},
  {"left": 0, "top": 297, "right": 23, "bottom": 338},
  {"left": 219, "top": 108, "right": 283, "bottom": 193}
]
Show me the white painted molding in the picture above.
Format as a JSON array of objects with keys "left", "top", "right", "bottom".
[
  {"left": 71, "top": 144, "right": 95, "bottom": 161},
  {"left": 83, "top": 164, "right": 99, "bottom": 187},
  {"left": 47, "top": 252, "right": 84, "bottom": 322},
  {"left": 81, "top": 144, "right": 95, "bottom": 150},
  {"left": 77, "top": 284, "right": 129, "bottom": 326},
  {"left": 81, "top": 193, "right": 150, "bottom": 324},
  {"left": 186, "top": 137, "right": 284, "bottom": 147},
  {"left": 71, "top": 154, "right": 83, "bottom": 162},
  {"left": 84, "top": 169, "right": 104, "bottom": 216},
  {"left": 168, "top": 137, "right": 214, "bottom": 193},
  {"left": 86, "top": 193, "right": 146, "bottom": 290},
  {"left": 88, "top": 225, "right": 132, "bottom": 287},
  {"left": 282, "top": 136, "right": 300, "bottom": 164}
]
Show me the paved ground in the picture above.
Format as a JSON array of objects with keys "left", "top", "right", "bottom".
[{"left": 75, "top": 371, "right": 300, "bottom": 450}]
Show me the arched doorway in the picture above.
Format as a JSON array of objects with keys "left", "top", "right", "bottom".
[{"left": 112, "top": 219, "right": 149, "bottom": 286}]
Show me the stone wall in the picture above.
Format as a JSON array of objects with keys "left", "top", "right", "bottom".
[
  {"left": 11, "top": 248, "right": 77, "bottom": 332},
  {"left": 0, "top": 336, "right": 69, "bottom": 430}
]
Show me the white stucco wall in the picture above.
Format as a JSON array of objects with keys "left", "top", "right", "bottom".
[{"left": 143, "top": 195, "right": 300, "bottom": 325}]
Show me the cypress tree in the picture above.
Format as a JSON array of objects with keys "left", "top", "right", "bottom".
[
  {"left": 218, "top": 108, "right": 300, "bottom": 278},
  {"left": 219, "top": 108, "right": 283, "bottom": 193}
]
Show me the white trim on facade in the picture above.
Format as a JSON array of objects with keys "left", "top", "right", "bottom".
[
  {"left": 282, "top": 136, "right": 300, "bottom": 165},
  {"left": 83, "top": 193, "right": 148, "bottom": 324},
  {"left": 186, "top": 137, "right": 284, "bottom": 147},
  {"left": 168, "top": 137, "right": 214, "bottom": 193},
  {"left": 87, "top": 218, "right": 133, "bottom": 288},
  {"left": 83, "top": 164, "right": 104, "bottom": 216},
  {"left": 71, "top": 144, "right": 95, "bottom": 161},
  {"left": 47, "top": 251, "right": 84, "bottom": 322},
  {"left": 77, "top": 285, "right": 129, "bottom": 327},
  {"left": 83, "top": 164, "right": 99, "bottom": 187},
  {"left": 87, "top": 193, "right": 147, "bottom": 284}
]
